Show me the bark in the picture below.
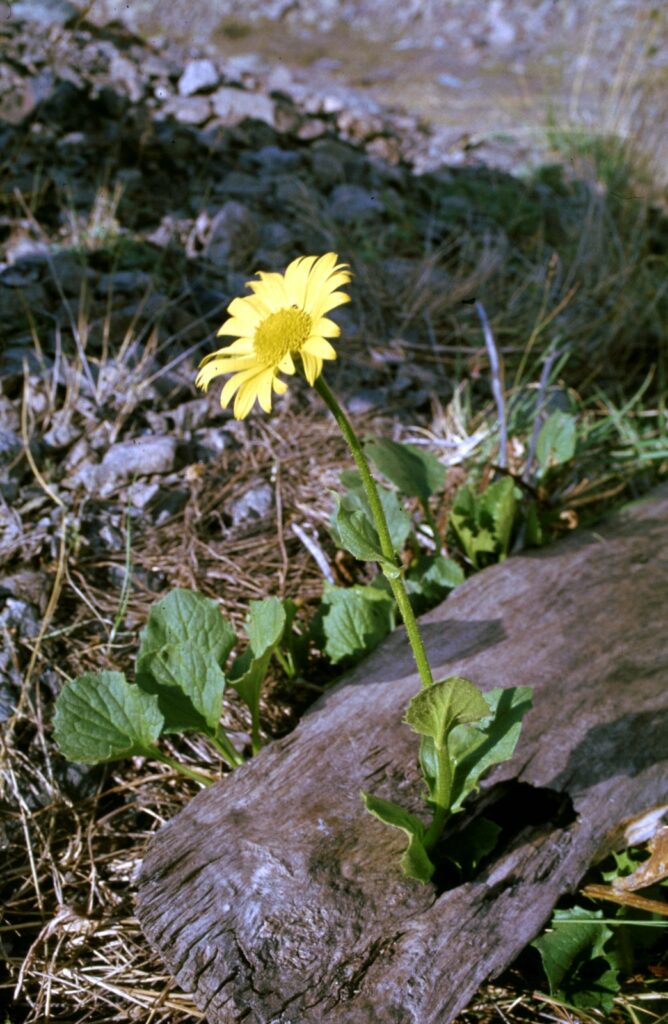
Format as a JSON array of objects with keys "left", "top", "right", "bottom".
[{"left": 137, "top": 485, "right": 668, "bottom": 1023}]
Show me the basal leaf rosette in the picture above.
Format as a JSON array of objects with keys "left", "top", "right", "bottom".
[{"left": 196, "top": 252, "right": 351, "bottom": 418}]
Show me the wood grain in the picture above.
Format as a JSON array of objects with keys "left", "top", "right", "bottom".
[{"left": 137, "top": 486, "right": 668, "bottom": 1023}]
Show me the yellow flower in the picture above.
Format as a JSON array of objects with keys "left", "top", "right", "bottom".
[{"left": 196, "top": 252, "right": 351, "bottom": 419}]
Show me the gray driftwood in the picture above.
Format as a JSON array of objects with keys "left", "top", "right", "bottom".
[{"left": 137, "top": 486, "right": 668, "bottom": 1023}]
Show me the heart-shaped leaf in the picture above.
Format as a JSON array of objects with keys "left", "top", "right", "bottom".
[
  {"left": 449, "top": 686, "right": 533, "bottom": 812},
  {"left": 319, "top": 582, "right": 395, "bottom": 664},
  {"left": 364, "top": 438, "right": 445, "bottom": 502},
  {"left": 54, "top": 671, "right": 163, "bottom": 764},
  {"left": 136, "top": 589, "right": 235, "bottom": 734},
  {"left": 404, "top": 676, "right": 490, "bottom": 750}
]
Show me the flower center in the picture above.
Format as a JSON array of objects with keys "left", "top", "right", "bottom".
[{"left": 253, "top": 307, "right": 312, "bottom": 365}]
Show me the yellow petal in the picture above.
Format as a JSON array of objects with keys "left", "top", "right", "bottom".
[
  {"left": 196, "top": 356, "right": 254, "bottom": 391},
  {"left": 234, "top": 373, "right": 266, "bottom": 419},
  {"left": 220, "top": 366, "right": 259, "bottom": 409},
  {"left": 273, "top": 377, "right": 288, "bottom": 395},
  {"left": 310, "top": 317, "right": 341, "bottom": 338},
  {"left": 284, "top": 255, "right": 318, "bottom": 307},
  {"left": 277, "top": 352, "right": 296, "bottom": 374},
  {"left": 227, "top": 295, "right": 263, "bottom": 324},
  {"left": 217, "top": 315, "right": 258, "bottom": 337},
  {"left": 310, "top": 290, "right": 351, "bottom": 320},
  {"left": 257, "top": 371, "right": 274, "bottom": 413},
  {"left": 303, "top": 257, "right": 350, "bottom": 313},
  {"left": 251, "top": 272, "right": 289, "bottom": 310},
  {"left": 301, "top": 350, "right": 321, "bottom": 384},
  {"left": 302, "top": 337, "right": 337, "bottom": 360}
]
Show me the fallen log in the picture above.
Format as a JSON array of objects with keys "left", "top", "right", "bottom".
[{"left": 137, "top": 485, "right": 668, "bottom": 1023}]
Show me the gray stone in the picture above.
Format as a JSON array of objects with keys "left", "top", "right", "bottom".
[
  {"left": 94, "top": 436, "right": 177, "bottom": 496},
  {"left": 260, "top": 221, "right": 292, "bottom": 249},
  {"left": 346, "top": 388, "right": 388, "bottom": 414},
  {"left": 42, "top": 414, "right": 81, "bottom": 450},
  {"left": 49, "top": 253, "right": 94, "bottom": 297},
  {"left": 204, "top": 201, "right": 259, "bottom": 268},
  {"left": 178, "top": 59, "right": 219, "bottom": 97},
  {"left": 96, "top": 270, "right": 152, "bottom": 295},
  {"left": 129, "top": 481, "right": 161, "bottom": 509},
  {"left": 328, "top": 183, "right": 385, "bottom": 224},
  {"left": 161, "top": 95, "right": 212, "bottom": 125},
  {"left": 0, "top": 429, "right": 21, "bottom": 469},
  {"left": 230, "top": 482, "right": 273, "bottom": 526},
  {"left": 217, "top": 171, "right": 266, "bottom": 200},
  {"left": 210, "top": 86, "right": 275, "bottom": 127},
  {"left": 108, "top": 50, "right": 144, "bottom": 103},
  {"left": 12, "top": 0, "right": 76, "bottom": 25},
  {"left": 254, "top": 145, "right": 301, "bottom": 175}
]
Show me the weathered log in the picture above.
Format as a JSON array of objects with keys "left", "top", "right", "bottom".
[{"left": 137, "top": 486, "right": 668, "bottom": 1023}]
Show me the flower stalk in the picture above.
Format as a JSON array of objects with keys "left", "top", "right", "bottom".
[{"left": 314, "top": 375, "right": 434, "bottom": 691}]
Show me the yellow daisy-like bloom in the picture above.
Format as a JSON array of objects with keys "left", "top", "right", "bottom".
[{"left": 195, "top": 252, "right": 351, "bottom": 419}]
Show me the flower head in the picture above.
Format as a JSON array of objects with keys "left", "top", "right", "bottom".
[{"left": 196, "top": 252, "right": 351, "bottom": 419}]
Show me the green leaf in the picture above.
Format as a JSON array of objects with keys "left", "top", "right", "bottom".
[
  {"left": 330, "top": 492, "right": 387, "bottom": 563},
  {"left": 404, "top": 676, "right": 490, "bottom": 749},
  {"left": 244, "top": 595, "right": 286, "bottom": 658},
  {"left": 532, "top": 906, "right": 620, "bottom": 1013},
  {"left": 320, "top": 582, "right": 395, "bottom": 664},
  {"left": 360, "top": 791, "right": 435, "bottom": 882},
  {"left": 228, "top": 597, "right": 287, "bottom": 727},
  {"left": 364, "top": 438, "right": 445, "bottom": 501},
  {"left": 450, "top": 477, "right": 517, "bottom": 568},
  {"left": 536, "top": 411, "right": 577, "bottom": 472},
  {"left": 136, "top": 589, "right": 235, "bottom": 733},
  {"left": 331, "top": 479, "right": 411, "bottom": 558},
  {"left": 138, "top": 589, "right": 236, "bottom": 667},
  {"left": 54, "top": 671, "right": 163, "bottom": 764},
  {"left": 449, "top": 686, "right": 533, "bottom": 812},
  {"left": 404, "top": 554, "right": 465, "bottom": 612},
  {"left": 446, "top": 816, "right": 502, "bottom": 874},
  {"left": 146, "top": 646, "right": 228, "bottom": 732}
]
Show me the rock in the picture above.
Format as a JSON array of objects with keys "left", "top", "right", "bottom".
[
  {"left": 12, "top": 0, "right": 76, "bottom": 25},
  {"left": 229, "top": 482, "right": 273, "bottom": 526},
  {"left": 210, "top": 86, "right": 275, "bottom": 127},
  {"left": 0, "top": 429, "right": 21, "bottom": 471},
  {"left": 346, "top": 388, "right": 388, "bottom": 414},
  {"left": 259, "top": 220, "right": 292, "bottom": 249},
  {"left": 49, "top": 252, "right": 94, "bottom": 297},
  {"left": 94, "top": 436, "right": 177, "bottom": 496},
  {"left": 178, "top": 59, "right": 219, "bottom": 97},
  {"left": 108, "top": 51, "right": 144, "bottom": 103},
  {"left": 129, "top": 481, "right": 161, "bottom": 509},
  {"left": 328, "top": 183, "right": 385, "bottom": 224},
  {"left": 96, "top": 269, "right": 152, "bottom": 295},
  {"left": 203, "top": 201, "right": 259, "bottom": 267},
  {"left": 216, "top": 171, "right": 266, "bottom": 200},
  {"left": 42, "top": 413, "right": 81, "bottom": 450},
  {"left": 161, "top": 95, "right": 212, "bottom": 125},
  {"left": 253, "top": 145, "right": 301, "bottom": 175}
]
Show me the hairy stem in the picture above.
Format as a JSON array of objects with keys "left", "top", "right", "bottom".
[{"left": 315, "top": 375, "right": 434, "bottom": 690}]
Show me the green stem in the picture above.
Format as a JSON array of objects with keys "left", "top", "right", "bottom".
[
  {"left": 211, "top": 729, "right": 245, "bottom": 768},
  {"left": 274, "top": 647, "right": 295, "bottom": 679},
  {"left": 151, "top": 749, "right": 213, "bottom": 786},
  {"left": 423, "top": 743, "right": 452, "bottom": 850},
  {"left": 315, "top": 375, "right": 434, "bottom": 690}
]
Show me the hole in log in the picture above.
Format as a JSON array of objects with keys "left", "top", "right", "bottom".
[{"left": 431, "top": 781, "right": 576, "bottom": 893}]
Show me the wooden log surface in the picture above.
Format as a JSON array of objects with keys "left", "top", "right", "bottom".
[{"left": 137, "top": 486, "right": 668, "bottom": 1023}]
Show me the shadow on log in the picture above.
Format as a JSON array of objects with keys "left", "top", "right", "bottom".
[{"left": 137, "top": 486, "right": 668, "bottom": 1023}]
